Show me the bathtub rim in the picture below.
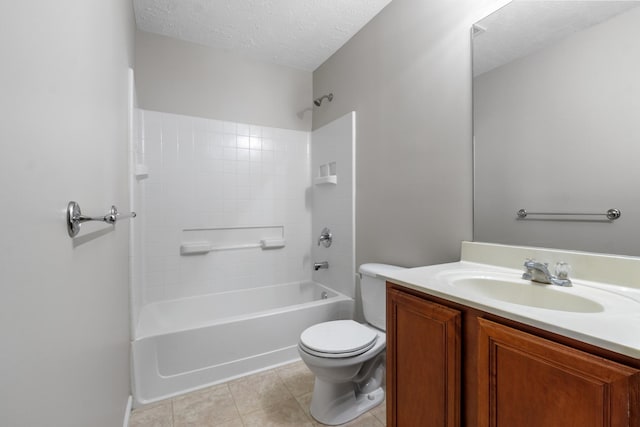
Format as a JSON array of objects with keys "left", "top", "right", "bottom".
[{"left": 134, "top": 280, "right": 352, "bottom": 340}]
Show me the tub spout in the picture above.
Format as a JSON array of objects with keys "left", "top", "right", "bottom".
[{"left": 314, "top": 261, "right": 329, "bottom": 271}]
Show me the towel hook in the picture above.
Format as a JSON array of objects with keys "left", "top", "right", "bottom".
[{"left": 66, "top": 201, "right": 136, "bottom": 238}]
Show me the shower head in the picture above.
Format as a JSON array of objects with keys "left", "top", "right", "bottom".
[{"left": 313, "top": 93, "right": 333, "bottom": 107}]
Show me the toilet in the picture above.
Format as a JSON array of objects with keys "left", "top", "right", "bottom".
[{"left": 298, "top": 263, "right": 405, "bottom": 425}]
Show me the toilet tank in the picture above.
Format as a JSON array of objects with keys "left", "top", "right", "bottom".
[{"left": 359, "top": 263, "right": 406, "bottom": 331}]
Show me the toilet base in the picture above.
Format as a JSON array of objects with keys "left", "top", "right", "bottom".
[{"left": 309, "top": 378, "right": 385, "bottom": 426}]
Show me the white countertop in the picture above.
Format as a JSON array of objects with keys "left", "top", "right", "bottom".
[{"left": 382, "top": 258, "right": 640, "bottom": 360}]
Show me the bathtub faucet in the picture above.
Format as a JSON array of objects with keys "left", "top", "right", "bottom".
[{"left": 314, "top": 261, "right": 329, "bottom": 271}]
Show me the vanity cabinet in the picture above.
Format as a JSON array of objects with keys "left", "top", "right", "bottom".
[
  {"left": 477, "top": 318, "right": 639, "bottom": 427},
  {"left": 386, "top": 288, "right": 461, "bottom": 427},
  {"left": 386, "top": 283, "right": 640, "bottom": 427}
]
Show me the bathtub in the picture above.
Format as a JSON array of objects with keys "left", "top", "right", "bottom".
[{"left": 131, "top": 281, "right": 353, "bottom": 405}]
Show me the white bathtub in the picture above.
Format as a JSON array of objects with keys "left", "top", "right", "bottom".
[{"left": 131, "top": 281, "right": 353, "bottom": 405}]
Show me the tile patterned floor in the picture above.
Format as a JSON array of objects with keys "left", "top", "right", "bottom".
[{"left": 130, "top": 361, "right": 387, "bottom": 427}]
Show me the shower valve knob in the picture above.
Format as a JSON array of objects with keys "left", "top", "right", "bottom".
[{"left": 317, "top": 227, "right": 332, "bottom": 248}]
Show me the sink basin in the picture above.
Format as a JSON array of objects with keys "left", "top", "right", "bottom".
[{"left": 449, "top": 277, "right": 604, "bottom": 313}]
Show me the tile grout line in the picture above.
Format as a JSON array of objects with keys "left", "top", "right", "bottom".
[
  {"left": 227, "top": 382, "right": 247, "bottom": 427},
  {"left": 296, "top": 396, "right": 317, "bottom": 425},
  {"left": 274, "top": 364, "right": 318, "bottom": 424}
]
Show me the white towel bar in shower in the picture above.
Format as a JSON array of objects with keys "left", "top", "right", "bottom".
[{"left": 180, "top": 239, "right": 286, "bottom": 255}]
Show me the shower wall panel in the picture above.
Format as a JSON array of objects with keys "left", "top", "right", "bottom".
[{"left": 132, "top": 110, "right": 312, "bottom": 305}]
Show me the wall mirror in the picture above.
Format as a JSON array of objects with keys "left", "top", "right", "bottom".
[{"left": 472, "top": 0, "right": 640, "bottom": 256}]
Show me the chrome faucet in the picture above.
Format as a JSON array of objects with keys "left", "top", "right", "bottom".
[
  {"left": 522, "top": 259, "right": 572, "bottom": 287},
  {"left": 314, "top": 261, "right": 329, "bottom": 271}
]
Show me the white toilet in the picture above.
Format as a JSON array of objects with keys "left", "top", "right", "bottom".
[{"left": 298, "top": 263, "right": 405, "bottom": 425}]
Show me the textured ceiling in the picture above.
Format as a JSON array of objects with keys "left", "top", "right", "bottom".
[
  {"left": 133, "top": 0, "right": 392, "bottom": 71},
  {"left": 473, "top": 1, "right": 640, "bottom": 77}
]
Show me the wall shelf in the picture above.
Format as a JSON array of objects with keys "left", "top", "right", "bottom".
[
  {"left": 135, "top": 164, "right": 149, "bottom": 179},
  {"left": 314, "top": 175, "right": 337, "bottom": 185}
]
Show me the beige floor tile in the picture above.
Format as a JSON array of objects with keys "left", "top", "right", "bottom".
[
  {"left": 129, "top": 401, "right": 173, "bottom": 427},
  {"left": 241, "top": 397, "right": 314, "bottom": 427},
  {"left": 295, "top": 391, "right": 313, "bottom": 420},
  {"left": 276, "top": 360, "right": 316, "bottom": 397},
  {"left": 228, "top": 369, "right": 294, "bottom": 414},
  {"left": 172, "top": 383, "right": 240, "bottom": 427},
  {"left": 214, "top": 419, "right": 245, "bottom": 427},
  {"left": 130, "top": 362, "right": 384, "bottom": 427},
  {"left": 333, "top": 412, "right": 385, "bottom": 427},
  {"left": 368, "top": 399, "right": 386, "bottom": 426}
]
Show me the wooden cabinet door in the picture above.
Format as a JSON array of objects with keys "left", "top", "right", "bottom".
[
  {"left": 387, "top": 288, "right": 461, "bottom": 427},
  {"left": 477, "top": 318, "right": 640, "bottom": 427}
]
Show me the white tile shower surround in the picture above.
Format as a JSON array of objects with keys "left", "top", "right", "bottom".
[
  {"left": 132, "top": 110, "right": 312, "bottom": 305},
  {"left": 129, "top": 360, "right": 387, "bottom": 427}
]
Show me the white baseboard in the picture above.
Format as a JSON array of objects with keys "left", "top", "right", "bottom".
[{"left": 123, "top": 395, "right": 133, "bottom": 427}]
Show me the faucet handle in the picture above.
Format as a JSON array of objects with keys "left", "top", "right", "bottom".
[
  {"left": 522, "top": 258, "right": 534, "bottom": 280},
  {"left": 317, "top": 227, "right": 332, "bottom": 247},
  {"left": 555, "top": 262, "right": 571, "bottom": 279}
]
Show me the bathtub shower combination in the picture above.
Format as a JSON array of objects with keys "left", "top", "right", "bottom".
[
  {"left": 130, "top": 110, "right": 357, "bottom": 406},
  {"left": 132, "top": 281, "right": 353, "bottom": 405}
]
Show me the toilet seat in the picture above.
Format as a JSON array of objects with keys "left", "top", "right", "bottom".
[{"left": 299, "top": 320, "right": 378, "bottom": 358}]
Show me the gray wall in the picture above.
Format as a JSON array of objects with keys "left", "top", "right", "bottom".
[
  {"left": 135, "top": 31, "right": 313, "bottom": 131},
  {"left": 313, "top": 0, "right": 506, "bottom": 268},
  {"left": 474, "top": 7, "right": 640, "bottom": 256},
  {"left": 0, "top": 1, "right": 134, "bottom": 426}
]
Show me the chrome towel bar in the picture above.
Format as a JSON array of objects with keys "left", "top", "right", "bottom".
[
  {"left": 66, "top": 201, "right": 136, "bottom": 237},
  {"left": 516, "top": 208, "right": 621, "bottom": 221}
]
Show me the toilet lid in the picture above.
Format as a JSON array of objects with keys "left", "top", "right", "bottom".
[{"left": 300, "top": 320, "right": 378, "bottom": 357}]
